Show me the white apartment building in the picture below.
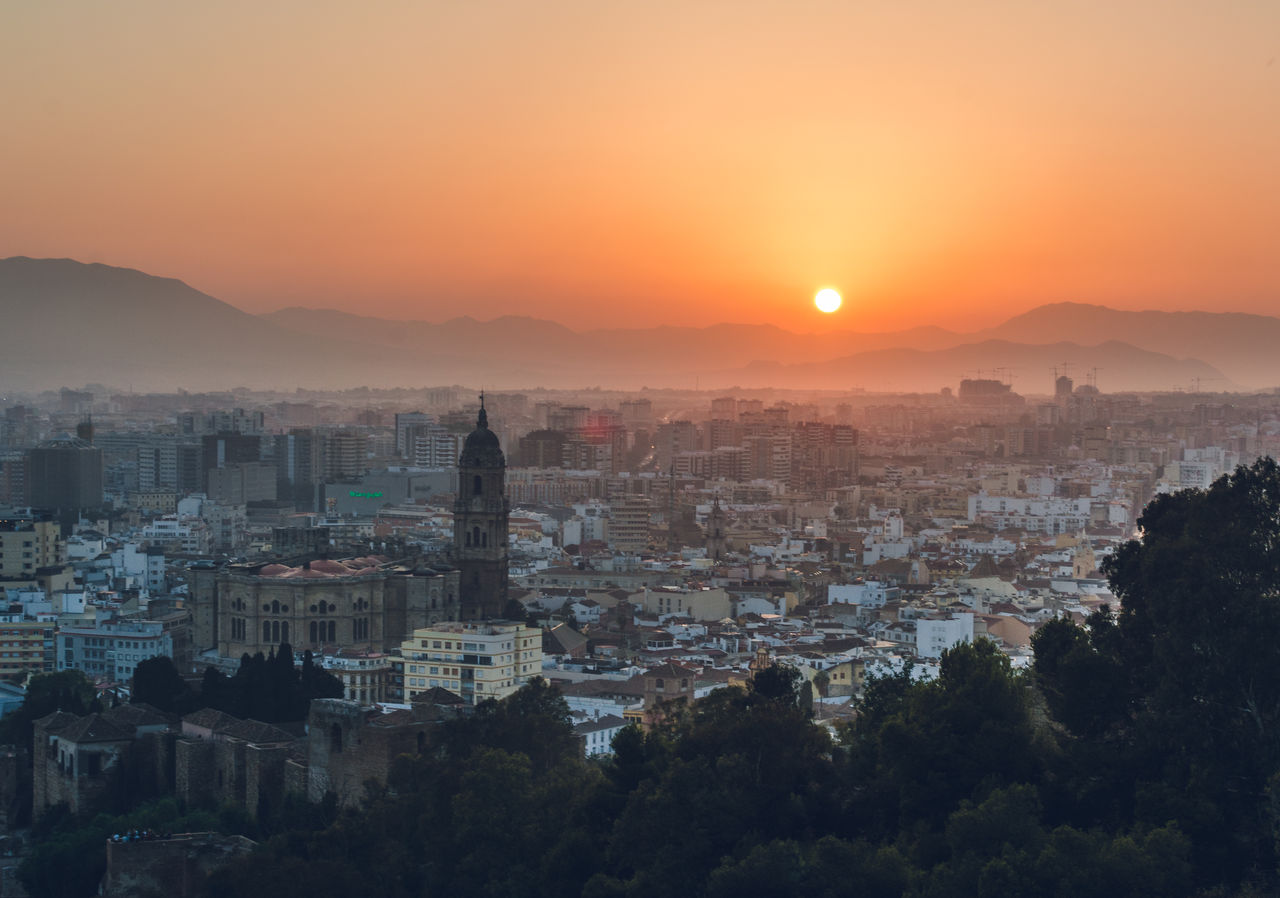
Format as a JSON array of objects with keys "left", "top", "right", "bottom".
[
  {"left": 967, "top": 492, "right": 1092, "bottom": 535},
  {"left": 827, "top": 581, "right": 900, "bottom": 608},
  {"left": 916, "top": 613, "right": 975, "bottom": 659},
  {"left": 57, "top": 617, "right": 172, "bottom": 683},
  {"left": 141, "top": 515, "right": 212, "bottom": 555},
  {"left": 400, "top": 621, "right": 542, "bottom": 706}
]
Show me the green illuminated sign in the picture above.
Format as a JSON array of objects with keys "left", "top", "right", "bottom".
[{"left": 348, "top": 490, "right": 384, "bottom": 498}]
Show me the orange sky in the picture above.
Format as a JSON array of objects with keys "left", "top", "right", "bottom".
[{"left": 2, "top": 2, "right": 1277, "bottom": 332}]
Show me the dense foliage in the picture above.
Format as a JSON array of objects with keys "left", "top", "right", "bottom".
[{"left": 132, "top": 644, "right": 344, "bottom": 722}]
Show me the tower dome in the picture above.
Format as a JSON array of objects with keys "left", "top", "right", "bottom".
[{"left": 460, "top": 393, "right": 504, "bottom": 467}]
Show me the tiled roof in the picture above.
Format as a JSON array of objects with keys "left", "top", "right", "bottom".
[
  {"left": 104, "top": 703, "right": 175, "bottom": 729},
  {"left": 34, "top": 710, "right": 81, "bottom": 734},
  {"left": 57, "top": 713, "right": 134, "bottom": 744},
  {"left": 411, "top": 686, "right": 465, "bottom": 706},
  {"left": 183, "top": 708, "right": 239, "bottom": 731},
  {"left": 219, "top": 719, "right": 296, "bottom": 745},
  {"left": 574, "top": 714, "right": 627, "bottom": 735}
]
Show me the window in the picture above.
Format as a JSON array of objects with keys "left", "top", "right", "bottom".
[{"left": 473, "top": 474, "right": 483, "bottom": 495}]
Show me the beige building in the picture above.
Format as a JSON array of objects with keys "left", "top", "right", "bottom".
[
  {"left": 634, "top": 586, "right": 732, "bottom": 622},
  {"left": 400, "top": 621, "right": 542, "bottom": 706},
  {"left": 608, "top": 496, "right": 650, "bottom": 553},
  {"left": 128, "top": 490, "right": 178, "bottom": 515},
  {"left": 0, "top": 517, "right": 64, "bottom": 578},
  {"left": 324, "top": 649, "right": 392, "bottom": 705},
  {"left": 0, "top": 615, "right": 56, "bottom": 681}
]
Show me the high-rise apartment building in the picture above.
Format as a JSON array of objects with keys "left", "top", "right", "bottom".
[
  {"left": 608, "top": 496, "right": 650, "bottom": 553},
  {"left": 26, "top": 436, "right": 103, "bottom": 528}
]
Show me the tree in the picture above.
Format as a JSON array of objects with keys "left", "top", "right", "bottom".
[
  {"left": 1033, "top": 459, "right": 1280, "bottom": 887},
  {"left": 443, "top": 677, "right": 579, "bottom": 775},
  {"left": 749, "top": 663, "right": 803, "bottom": 707},
  {"left": 842, "top": 640, "right": 1042, "bottom": 839},
  {"left": 131, "top": 656, "right": 198, "bottom": 714},
  {"left": 0, "top": 670, "right": 99, "bottom": 751}
]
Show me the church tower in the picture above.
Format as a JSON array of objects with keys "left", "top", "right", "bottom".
[
  {"left": 705, "top": 495, "right": 727, "bottom": 562},
  {"left": 454, "top": 395, "right": 509, "bottom": 619}
]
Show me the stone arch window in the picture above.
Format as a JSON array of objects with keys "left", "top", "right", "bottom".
[
  {"left": 271, "top": 600, "right": 280, "bottom": 614},
  {"left": 655, "top": 678, "right": 665, "bottom": 691},
  {"left": 472, "top": 526, "right": 481, "bottom": 547},
  {"left": 271, "top": 620, "right": 280, "bottom": 644},
  {"left": 310, "top": 621, "right": 318, "bottom": 643},
  {"left": 262, "top": 620, "right": 271, "bottom": 642},
  {"left": 474, "top": 474, "right": 483, "bottom": 496},
  {"left": 328, "top": 620, "right": 337, "bottom": 642},
  {"left": 281, "top": 621, "right": 289, "bottom": 643},
  {"left": 481, "top": 530, "right": 488, "bottom": 548}
]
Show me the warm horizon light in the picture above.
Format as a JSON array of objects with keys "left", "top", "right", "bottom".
[
  {"left": 815, "top": 289, "right": 843, "bottom": 314},
  {"left": 2, "top": 2, "right": 1278, "bottom": 332}
]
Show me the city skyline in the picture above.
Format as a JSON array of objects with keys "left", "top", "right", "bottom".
[{"left": 3, "top": 2, "right": 1277, "bottom": 332}]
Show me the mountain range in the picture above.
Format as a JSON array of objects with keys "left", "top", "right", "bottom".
[{"left": 1, "top": 256, "right": 1272, "bottom": 394}]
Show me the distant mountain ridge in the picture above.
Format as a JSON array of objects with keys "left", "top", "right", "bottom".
[
  {"left": 0, "top": 256, "right": 1268, "bottom": 392},
  {"left": 971, "top": 302, "right": 1280, "bottom": 388}
]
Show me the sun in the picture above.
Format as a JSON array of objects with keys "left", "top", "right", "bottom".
[{"left": 814, "top": 288, "right": 842, "bottom": 314}]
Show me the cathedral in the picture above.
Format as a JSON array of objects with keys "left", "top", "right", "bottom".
[{"left": 190, "top": 398, "right": 510, "bottom": 658}]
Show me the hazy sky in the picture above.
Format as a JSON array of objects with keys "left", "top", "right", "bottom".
[{"left": 3, "top": 2, "right": 1277, "bottom": 332}]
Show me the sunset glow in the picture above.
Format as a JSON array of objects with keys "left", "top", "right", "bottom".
[
  {"left": 815, "top": 289, "right": 842, "bottom": 314},
  {"left": 2, "top": 2, "right": 1277, "bottom": 332}
]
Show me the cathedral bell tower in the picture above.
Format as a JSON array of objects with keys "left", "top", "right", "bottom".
[
  {"left": 454, "top": 394, "right": 509, "bottom": 619},
  {"left": 705, "top": 494, "right": 728, "bottom": 562}
]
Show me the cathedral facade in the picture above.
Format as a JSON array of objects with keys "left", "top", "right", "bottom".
[{"left": 189, "top": 400, "right": 508, "bottom": 660}]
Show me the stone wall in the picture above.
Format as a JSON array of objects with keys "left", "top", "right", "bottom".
[
  {"left": 101, "top": 832, "right": 256, "bottom": 898},
  {"left": 174, "top": 739, "right": 215, "bottom": 808}
]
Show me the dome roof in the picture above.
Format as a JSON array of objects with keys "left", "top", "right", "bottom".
[
  {"left": 463, "top": 425, "right": 500, "bottom": 453},
  {"left": 460, "top": 395, "right": 505, "bottom": 468}
]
